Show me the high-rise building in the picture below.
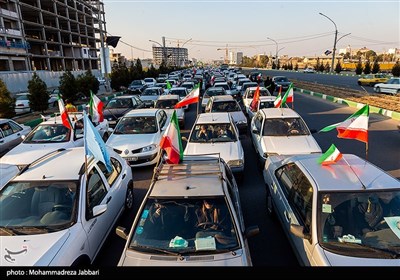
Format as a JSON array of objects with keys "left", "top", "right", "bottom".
[
  {"left": 0, "top": 0, "right": 106, "bottom": 72},
  {"left": 151, "top": 46, "right": 188, "bottom": 67},
  {"left": 236, "top": 52, "right": 243, "bottom": 65}
]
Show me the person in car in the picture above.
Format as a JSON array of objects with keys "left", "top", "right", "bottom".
[{"left": 197, "top": 125, "right": 213, "bottom": 141}]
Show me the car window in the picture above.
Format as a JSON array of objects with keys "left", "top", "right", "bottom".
[
  {"left": 24, "top": 124, "right": 71, "bottom": 143},
  {"left": 254, "top": 113, "right": 262, "bottom": 131},
  {"left": 86, "top": 167, "right": 108, "bottom": 220},
  {"left": 155, "top": 99, "right": 178, "bottom": 109},
  {"left": 189, "top": 123, "right": 237, "bottom": 143},
  {"left": 158, "top": 110, "right": 167, "bottom": 129},
  {"left": 212, "top": 101, "right": 240, "bottom": 112},
  {"left": 114, "top": 116, "right": 157, "bottom": 134},
  {"left": 262, "top": 118, "right": 310, "bottom": 136},
  {"left": 0, "top": 122, "right": 14, "bottom": 137},
  {"left": 97, "top": 158, "right": 121, "bottom": 187}
]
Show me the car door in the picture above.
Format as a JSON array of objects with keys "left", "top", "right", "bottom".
[
  {"left": 0, "top": 120, "right": 24, "bottom": 153},
  {"left": 82, "top": 163, "right": 115, "bottom": 259},
  {"left": 251, "top": 113, "right": 263, "bottom": 158}
]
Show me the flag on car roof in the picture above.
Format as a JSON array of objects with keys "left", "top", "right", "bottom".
[
  {"left": 174, "top": 86, "right": 200, "bottom": 109},
  {"left": 274, "top": 84, "right": 292, "bottom": 108},
  {"left": 83, "top": 111, "right": 112, "bottom": 172},
  {"left": 159, "top": 110, "right": 183, "bottom": 164},
  {"left": 89, "top": 91, "right": 104, "bottom": 123},
  {"left": 250, "top": 85, "right": 260, "bottom": 112},
  {"left": 257, "top": 73, "right": 262, "bottom": 81},
  {"left": 286, "top": 84, "right": 294, "bottom": 103},
  {"left": 319, "top": 104, "right": 369, "bottom": 143},
  {"left": 318, "top": 144, "right": 343, "bottom": 165},
  {"left": 57, "top": 94, "right": 72, "bottom": 130},
  {"left": 166, "top": 80, "right": 172, "bottom": 90}
]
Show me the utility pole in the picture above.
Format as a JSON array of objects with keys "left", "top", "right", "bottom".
[{"left": 319, "top": 12, "right": 338, "bottom": 73}]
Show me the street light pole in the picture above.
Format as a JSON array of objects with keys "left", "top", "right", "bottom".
[
  {"left": 149, "top": 39, "right": 164, "bottom": 65},
  {"left": 267, "top": 37, "right": 278, "bottom": 67},
  {"left": 319, "top": 12, "right": 338, "bottom": 73},
  {"left": 178, "top": 38, "right": 192, "bottom": 68}
]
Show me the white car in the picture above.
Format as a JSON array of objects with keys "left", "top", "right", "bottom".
[
  {"left": 14, "top": 92, "right": 58, "bottom": 115},
  {"left": 303, "top": 67, "right": 315, "bottom": 73},
  {"left": 201, "top": 87, "right": 227, "bottom": 111},
  {"left": 247, "top": 96, "right": 282, "bottom": 120},
  {"left": 168, "top": 87, "right": 189, "bottom": 110},
  {"left": 106, "top": 108, "right": 169, "bottom": 167},
  {"left": 0, "top": 163, "right": 19, "bottom": 190},
  {"left": 0, "top": 119, "right": 32, "bottom": 157},
  {"left": 154, "top": 94, "right": 185, "bottom": 128},
  {"left": 143, "top": 77, "right": 157, "bottom": 87},
  {"left": 242, "top": 86, "right": 272, "bottom": 115},
  {"left": 116, "top": 155, "right": 259, "bottom": 266},
  {"left": 263, "top": 153, "right": 400, "bottom": 266},
  {"left": 0, "top": 113, "right": 109, "bottom": 169},
  {"left": 0, "top": 146, "right": 134, "bottom": 266},
  {"left": 184, "top": 112, "right": 245, "bottom": 179},
  {"left": 374, "top": 77, "right": 400, "bottom": 95},
  {"left": 250, "top": 108, "right": 321, "bottom": 165},
  {"left": 140, "top": 87, "right": 164, "bottom": 108}
]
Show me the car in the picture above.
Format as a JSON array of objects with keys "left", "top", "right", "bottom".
[
  {"left": 144, "top": 77, "right": 157, "bottom": 87},
  {"left": 303, "top": 67, "right": 315, "bottom": 73},
  {"left": 183, "top": 112, "right": 245, "bottom": 179},
  {"left": 373, "top": 77, "right": 400, "bottom": 95},
  {"left": 106, "top": 108, "right": 169, "bottom": 167},
  {"left": 115, "top": 155, "right": 259, "bottom": 266},
  {"left": 201, "top": 87, "right": 227, "bottom": 111},
  {"left": 103, "top": 95, "right": 145, "bottom": 128},
  {"left": 167, "top": 87, "right": 189, "bottom": 110},
  {"left": 242, "top": 86, "right": 272, "bottom": 115},
  {"left": 250, "top": 108, "right": 321, "bottom": 166},
  {"left": 247, "top": 96, "right": 287, "bottom": 120},
  {"left": 262, "top": 153, "right": 400, "bottom": 266},
  {"left": 0, "top": 163, "right": 19, "bottom": 190},
  {"left": 154, "top": 94, "right": 185, "bottom": 128},
  {"left": 127, "top": 80, "right": 147, "bottom": 95},
  {"left": 14, "top": 92, "right": 59, "bottom": 115},
  {"left": 357, "top": 74, "right": 388, "bottom": 86},
  {"left": 272, "top": 76, "right": 291, "bottom": 93},
  {"left": 180, "top": 81, "right": 195, "bottom": 93},
  {"left": 0, "top": 112, "right": 109, "bottom": 169},
  {"left": 0, "top": 146, "right": 134, "bottom": 266},
  {"left": 204, "top": 95, "right": 247, "bottom": 135},
  {"left": 140, "top": 87, "right": 164, "bottom": 108},
  {"left": 0, "top": 119, "right": 32, "bottom": 157}
]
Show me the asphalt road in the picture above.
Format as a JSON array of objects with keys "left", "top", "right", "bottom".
[{"left": 93, "top": 90, "right": 400, "bottom": 267}]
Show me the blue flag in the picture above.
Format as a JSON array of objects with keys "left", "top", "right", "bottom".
[{"left": 83, "top": 112, "right": 112, "bottom": 172}]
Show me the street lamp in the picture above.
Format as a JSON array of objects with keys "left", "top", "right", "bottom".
[
  {"left": 319, "top": 12, "right": 338, "bottom": 73},
  {"left": 267, "top": 37, "right": 278, "bottom": 66},
  {"left": 178, "top": 38, "right": 192, "bottom": 67},
  {"left": 149, "top": 39, "right": 165, "bottom": 65}
]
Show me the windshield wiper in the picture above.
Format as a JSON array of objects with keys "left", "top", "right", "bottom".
[
  {"left": 133, "top": 244, "right": 181, "bottom": 256},
  {"left": 337, "top": 242, "right": 400, "bottom": 259}
]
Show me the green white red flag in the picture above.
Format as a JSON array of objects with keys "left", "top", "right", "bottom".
[
  {"left": 274, "top": 84, "right": 292, "bottom": 108},
  {"left": 57, "top": 94, "right": 72, "bottom": 129},
  {"left": 174, "top": 86, "right": 200, "bottom": 109},
  {"left": 319, "top": 104, "right": 369, "bottom": 143},
  {"left": 317, "top": 144, "right": 343, "bottom": 165},
  {"left": 89, "top": 91, "right": 104, "bottom": 123},
  {"left": 286, "top": 85, "right": 294, "bottom": 103},
  {"left": 159, "top": 110, "right": 183, "bottom": 164}
]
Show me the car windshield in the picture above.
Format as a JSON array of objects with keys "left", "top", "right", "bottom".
[
  {"left": 105, "top": 98, "right": 133, "bottom": 109},
  {"left": 259, "top": 101, "right": 275, "bottom": 110},
  {"left": 155, "top": 99, "right": 178, "bottom": 109},
  {"left": 114, "top": 116, "right": 157, "bottom": 134},
  {"left": 128, "top": 197, "right": 239, "bottom": 254},
  {"left": 262, "top": 117, "right": 309, "bottom": 136},
  {"left": 24, "top": 124, "right": 71, "bottom": 143},
  {"left": 204, "top": 88, "right": 226, "bottom": 97},
  {"left": 142, "top": 89, "right": 159, "bottom": 96},
  {"left": 318, "top": 190, "right": 400, "bottom": 258},
  {"left": 131, "top": 80, "right": 142, "bottom": 86},
  {"left": 246, "top": 89, "right": 270, "bottom": 98},
  {"left": 16, "top": 95, "right": 29, "bottom": 101},
  {"left": 170, "top": 89, "right": 187, "bottom": 98},
  {"left": 211, "top": 101, "right": 241, "bottom": 112},
  {"left": 0, "top": 181, "right": 78, "bottom": 234},
  {"left": 189, "top": 123, "right": 237, "bottom": 143}
]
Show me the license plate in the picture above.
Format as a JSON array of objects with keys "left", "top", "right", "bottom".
[{"left": 126, "top": 156, "right": 138, "bottom": 161}]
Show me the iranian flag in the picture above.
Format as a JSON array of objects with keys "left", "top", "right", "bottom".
[
  {"left": 257, "top": 73, "right": 262, "bottom": 81},
  {"left": 159, "top": 110, "right": 183, "bottom": 164},
  {"left": 286, "top": 84, "right": 294, "bottom": 103},
  {"left": 89, "top": 91, "right": 104, "bottom": 123},
  {"left": 250, "top": 85, "right": 260, "bottom": 112},
  {"left": 317, "top": 144, "right": 343, "bottom": 165},
  {"left": 274, "top": 84, "right": 291, "bottom": 108},
  {"left": 57, "top": 94, "right": 72, "bottom": 129},
  {"left": 319, "top": 104, "right": 369, "bottom": 143},
  {"left": 174, "top": 86, "right": 200, "bottom": 109}
]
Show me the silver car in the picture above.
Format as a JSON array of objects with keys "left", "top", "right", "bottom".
[
  {"left": 0, "top": 119, "right": 31, "bottom": 157},
  {"left": 263, "top": 153, "right": 400, "bottom": 266}
]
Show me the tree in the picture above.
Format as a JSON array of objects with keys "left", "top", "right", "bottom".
[
  {"left": 355, "top": 59, "right": 363, "bottom": 75},
  {"left": 136, "top": 58, "right": 143, "bottom": 75},
  {"left": 315, "top": 57, "right": 321, "bottom": 71},
  {"left": 318, "top": 64, "right": 325, "bottom": 72},
  {"left": 110, "top": 62, "right": 130, "bottom": 91},
  {"left": 76, "top": 70, "right": 100, "bottom": 98},
  {"left": 324, "top": 62, "right": 330, "bottom": 73},
  {"left": 372, "top": 60, "right": 380, "bottom": 74},
  {"left": 334, "top": 61, "right": 342, "bottom": 73},
  {"left": 363, "top": 60, "right": 371, "bottom": 74},
  {"left": 294, "top": 63, "right": 298, "bottom": 71},
  {"left": 0, "top": 79, "right": 15, "bottom": 118},
  {"left": 27, "top": 72, "right": 49, "bottom": 113},
  {"left": 271, "top": 61, "right": 276, "bottom": 70},
  {"left": 392, "top": 60, "right": 400, "bottom": 77},
  {"left": 59, "top": 70, "right": 77, "bottom": 102}
]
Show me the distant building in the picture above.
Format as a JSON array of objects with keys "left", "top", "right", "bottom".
[
  {"left": 151, "top": 45, "right": 188, "bottom": 67},
  {"left": 236, "top": 52, "right": 243, "bottom": 65}
]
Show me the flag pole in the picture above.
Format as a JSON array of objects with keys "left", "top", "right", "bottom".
[{"left": 365, "top": 141, "right": 368, "bottom": 161}]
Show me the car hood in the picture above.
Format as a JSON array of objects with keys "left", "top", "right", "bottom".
[
  {"left": 140, "top": 96, "right": 158, "bottom": 101},
  {"left": 261, "top": 135, "right": 321, "bottom": 155},
  {"left": 0, "top": 142, "right": 75, "bottom": 166},
  {"left": 275, "top": 81, "right": 291, "bottom": 86},
  {"left": 119, "top": 249, "right": 248, "bottom": 266},
  {"left": 0, "top": 230, "right": 69, "bottom": 266},
  {"left": 229, "top": 111, "right": 247, "bottom": 124},
  {"left": 107, "top": 133, "right": 159, "bottom": 150},
  {"left": 184, "top": 142, "right": 242, "bottom": 162},
  {"left": 323, "top": 248, "right": 400, "bottom": 266},
  {"left": 103, "top": 108, "right": 131, "bottom": 120},
  {"left": 164, "top": 109, "right": 184, "bottom": 119}
]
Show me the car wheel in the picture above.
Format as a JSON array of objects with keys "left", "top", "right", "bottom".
[
  {"left": 375, "top": 87, "right": 381, "bottom": 93},
  {"left": 266, "top": 186, "right": 275, "bottom": 218},
  {"left": 357, "top": 81, "right": 361, "bottom": 85},
  {"left": 125, "top": 186, "right": 134, "bottom": 211}
]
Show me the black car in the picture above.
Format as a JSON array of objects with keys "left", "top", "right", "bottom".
[
  {"left": 272, "top": 76, "right": 291, "bottom": 94},
  {"left": 127, "top": 80, "right": 147, "bottom": 94},
  {"left": 103, "top": 95, "right": 144, "bottom": 128},
  {"left": 249, "top": 71, "right": 262, "bottom": 82}
]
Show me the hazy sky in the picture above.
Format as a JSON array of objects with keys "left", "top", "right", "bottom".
[{"left": 103, "top": 0, "right": 399, "bottom": 62}]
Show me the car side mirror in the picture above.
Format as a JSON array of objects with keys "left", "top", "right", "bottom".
[
  {"left": 75, "top": 133, "right": 84, "bottom": 139},
  {"left": 252, "top": 128, "right": 259, "bottom": 135},
  {"left": 116, "top": 226, "right": 128, "bottom": 240},
  {"left": 244, "top": 225, "right": 260, "bottom": 238},
  {"left": 290, "top": 224, "right": 311, "bottom": 241},
  {"left": 92, "top": 204, "right": 107, "bottom": 218},
  {"left": 21, "top": 135, "right": 26, "bottom": 140},
  {"left": 181, "top": 136, "right": 188, "bottom": 142}
]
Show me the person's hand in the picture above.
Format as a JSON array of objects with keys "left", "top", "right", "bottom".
[{"left": 332, "top": 226, "right": 343, "bottom": 238}]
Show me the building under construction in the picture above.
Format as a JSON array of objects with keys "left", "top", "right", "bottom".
[
  {"left": 151, "top": 45, "right": 188, "bottom": 67},
  {"left": 0, "top": 0, "right": 106, "bottom": 72}
]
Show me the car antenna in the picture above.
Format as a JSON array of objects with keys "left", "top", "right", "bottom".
[{"left": 342, "top": 155, "right": 366, "bottom": 190}]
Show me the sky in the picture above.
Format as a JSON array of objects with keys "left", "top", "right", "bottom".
[{"left": 103, "top": 0, "right": 400, "bottom": 63}]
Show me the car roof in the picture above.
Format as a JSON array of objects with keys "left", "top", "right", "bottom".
[
  {"left": 158, "top": 94, "right": 179, "bottom": 100},
  {"left": 196, "top": 112, "right": 231, "bottom": 124},
  {"left": 150, "top": 158, "right": 225, "bottom": 197},
  {"left": 210, "top": 95, "right": 234, "bottom": 101},
  {"left": 259, "top": 108, "right": 300, "bottom": 118},
  {"left": 259, "top": 96, "right": 276, "bottom": 101},
  {"left": 125, "top": 108, "right": 160, "bottom": 117},
  {"left": 275, "top": 154, "right": 400, "bottom": 192},
  {"left": 247, "top": 86, "right": 268, "bottom": 91}
]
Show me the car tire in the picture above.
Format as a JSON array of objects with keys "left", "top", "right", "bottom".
[
  {"left": 375, "top": 87, "right": 381, "bottom": 93},
  {"left": 357, "top": 81, "right": 361, "bottom": 85},
  {"left": 266, "top": 186, "right": 275, "bottom": 218},
  {"left": 125, "top": 186, "right": 134, "bottom": 211}
]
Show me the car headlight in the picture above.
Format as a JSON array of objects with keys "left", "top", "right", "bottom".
[
  {"left": 141, "top": 144, "right": 157, "bottom": 153},
  {"left": 227, "top": 159, "right": 243, "bottom": 167}
]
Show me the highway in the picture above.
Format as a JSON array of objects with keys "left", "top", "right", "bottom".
[{"left": 93, "top": 89, "right": 400, "bottom": 267}]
